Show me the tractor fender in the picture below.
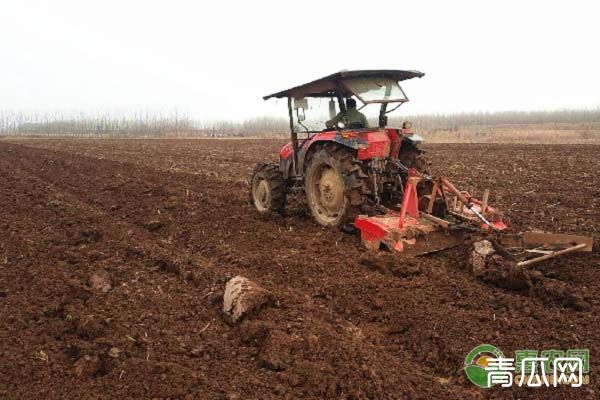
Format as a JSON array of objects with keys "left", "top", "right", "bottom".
[{"left": 299, "top": 134, "right": 366, "bottom": 173}]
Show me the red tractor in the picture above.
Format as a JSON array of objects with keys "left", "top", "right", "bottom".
[
  {"left": 251, "top": 70, "right": 594, "bottom": 260},
  {"left": 251, "top": 69, "right": 433, "bottom": 228}
]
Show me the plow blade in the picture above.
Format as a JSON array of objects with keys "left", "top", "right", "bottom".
[{"left": 354, "top": 214, "right": 466, "bottom": 256}]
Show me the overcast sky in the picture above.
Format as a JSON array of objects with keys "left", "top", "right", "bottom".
[{"left": 2, "top": 0, "right": 599, "bottom": 120}]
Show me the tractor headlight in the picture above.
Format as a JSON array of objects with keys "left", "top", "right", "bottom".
[
  {"left": 402, "top": 121, "right": 413, "bottom": 129},
  {"left": 337, "top": 121, "right": 345, "bottom": 129}
]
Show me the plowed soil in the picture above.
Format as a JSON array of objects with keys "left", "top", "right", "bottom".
[{"left": 1, "top": 139, "right": 599, "bottom": 399}]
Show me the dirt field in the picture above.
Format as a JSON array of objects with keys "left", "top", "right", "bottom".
[{"left": 0, "top": 139, "right": 599, "bottom": 399}]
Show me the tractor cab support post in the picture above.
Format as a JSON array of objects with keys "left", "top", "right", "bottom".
[
  {"left": 287, "top": 96, "right": 299, "bottom": 177},
  {"left": 335, "top": 84, "right": 347, "bottom": 114},
  {"left": 378, "top": 103, "right": 388, "bottom": 128}
]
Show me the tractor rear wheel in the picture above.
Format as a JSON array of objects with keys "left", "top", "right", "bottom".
[
  {"left": 304, "top": 146, "right": 366, "bottom": 227},
  {"left": 251, "top": 163, "right": 286, "bottom": 213}
]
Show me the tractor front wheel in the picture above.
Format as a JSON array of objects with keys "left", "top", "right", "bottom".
[
  {"left": 304, "top": 147, "right": 366, "bottom": 227},
  {"left": 251, "top": 163, "right": 286, "bottom": 213}
]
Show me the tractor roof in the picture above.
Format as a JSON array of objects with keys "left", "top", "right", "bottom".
[{"left": 263, "top": 69, "right": 425, "bottom": 100}]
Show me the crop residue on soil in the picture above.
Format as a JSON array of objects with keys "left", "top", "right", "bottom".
[{"left": 0, "top": 139, "right": 599, "bottom": 399}]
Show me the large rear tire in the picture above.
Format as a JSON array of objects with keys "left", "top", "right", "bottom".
[
  {"left": 304, "top": 146, "right": 366, "bottom": 227},
  {"left": 251, "top": 163, "right": 286, "bottom": 213}
]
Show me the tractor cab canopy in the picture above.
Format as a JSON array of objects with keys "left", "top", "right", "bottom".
[
  {"left": 263, "top": 69, "right": 424, "bottom": 103},
  {"left": 264, "top": 70, "right": 425, "bottom": 133}
]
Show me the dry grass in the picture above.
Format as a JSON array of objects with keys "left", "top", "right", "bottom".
[{"left": 423, "top": 123, "right": 600, "bottom": 144}]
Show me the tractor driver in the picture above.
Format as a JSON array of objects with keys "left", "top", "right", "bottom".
[{"left": 326, "top": 98, "right": 368, "bottom": 129}]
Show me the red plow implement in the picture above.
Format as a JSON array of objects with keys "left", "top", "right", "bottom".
[{"left": 354, "top": 170, "right": 509, "bottom": 255}]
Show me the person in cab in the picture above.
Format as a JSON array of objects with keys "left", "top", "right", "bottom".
[{"left": 326, "top": 98, "right": 368, "bottom": 129}]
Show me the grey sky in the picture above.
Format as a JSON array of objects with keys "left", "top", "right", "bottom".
[{"left": 2, "top": 0, "right": 599, "bottom": 121}]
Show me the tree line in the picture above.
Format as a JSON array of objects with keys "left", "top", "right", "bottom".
[{"left": 0, "top": 108, "right": 598, "bottom": 137}]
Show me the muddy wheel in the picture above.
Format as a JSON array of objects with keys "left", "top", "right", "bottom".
[
  {"left": 251, "top": 163, "right": 286, "bottom": 213},
  {"left": 304, "top": 146, "right": 366, "bottom": 227}
]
